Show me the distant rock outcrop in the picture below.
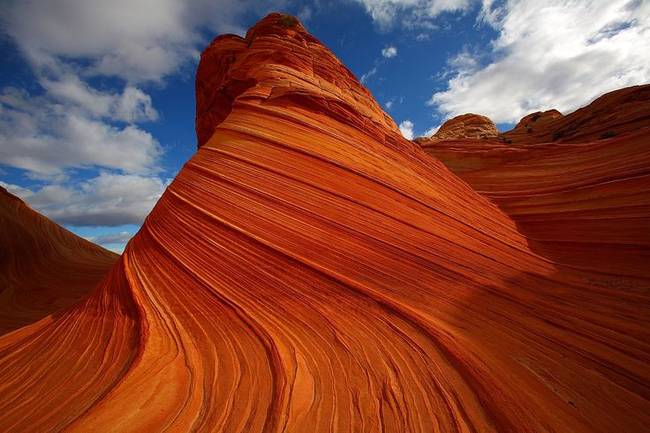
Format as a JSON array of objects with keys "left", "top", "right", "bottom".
[
  {"left": 422, "top": 84, "right": 650, "bottom": 278},
  {"left": 437, "top": 113, "right": 498, "bottom": 139},
  {"left": 503, "top": 109, "right": 563, "bottom": 140},
  {"left": 515, "top": 109, "right": 563, "bottom": 129},
  {"left": 415, "top": 113, "right": 498, "bottom": 144},
  {"left": 502, "top": 86, "right": 650, "bottom": 143}
]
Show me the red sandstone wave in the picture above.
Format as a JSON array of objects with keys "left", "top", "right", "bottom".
[
  {"left": 0, "top": 187, "right": 117, "bottom": 336},
  {"left": 418, "top": 85, "right": 650, "bottom": 278},
  {"left": 0, "top": 13, "right": 648, "bottom": 433}
]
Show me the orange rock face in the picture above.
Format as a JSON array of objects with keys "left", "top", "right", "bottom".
[
  {"left": 421, "top": 86, "right": 650, "bottom": 279},
  {"left": 501, "top": 86, "right": 650, "bottom": 144},
  {"left": 417, "top": 113, "right": 499, "bottom": 142},
  {"left": 195, "top": 14, "right": 398, "bottom": 149},
  {"left": 501, "top": 109, "right": 564, "bottom": 143},
  {"left": 0, "top": 187, "right": 117, "bottom": 335},
  {"left": 1, "top": 13, "right": 649, "bottom": 433}
]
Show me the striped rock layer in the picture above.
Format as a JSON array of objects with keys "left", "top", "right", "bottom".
[
  {"left": 419, "top": 113, "right": 499, "bottom": 141},
  {"left": 419, "top": 85, "right": 650, "bottom": 278},
  {"left": 1, "top": 13, "right": 648, "bottom": 433},
  {"left": 501, "top": 85, "right": 650, "bottom": 144},
  {"left": 0, "top": 187, "right": 117, "bottom": 336}
]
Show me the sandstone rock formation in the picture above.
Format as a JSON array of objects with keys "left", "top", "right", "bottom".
[
  {"left": 502, "top": 108, "right": 563, "bottom": 142},
  {"left": 421, "top": 84, "right": 650, "bottom": 278},
  {"left": 501, "top": 86, "right": 650, "bottom": 144},
  {"left": 416, "top": 113, "right": 498, "bottom": 143},
  {"left": 0, "top": 13, "right": 648, "bottom": 433},
  {"left": 0, "top": 187, "right": 117, "bottom": 335}
]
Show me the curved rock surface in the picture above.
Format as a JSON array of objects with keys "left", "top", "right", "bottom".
[
  {"left": 1, "top": 14, "right": 648, "bottom": 433},
  {"left": 421, "top": 84, "right": 650, "bottom": 278},
  {"left": 0, "top": 187, "right": 117, "bottom": 335},
  {"left": 504, "top": 109, "right": 564, "bottom": 141},
  {"left": 502, "top": 86, "right": 650, "bottom": 144},
  {"left": 416, "top": 113, "right": 498, "bottom": 143}
]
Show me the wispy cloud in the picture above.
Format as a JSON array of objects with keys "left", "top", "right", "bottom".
[
  {"left": 85, "top": 231, "right": 135, "bottom": 245},
  {"left": 298, "top": 5, "right": 313, "bottom": 22},
  {"left": 353, "top": 0, "right": 472, "bottom": 30},
  {"left": 361, "top": 66, "right": 378, "bottom": 84},
  {"left": 381, "top": 45, "right": 398, "bottom": 58},
  {"left": 84, "top": 230, "right": 135, "bottom": 252}
]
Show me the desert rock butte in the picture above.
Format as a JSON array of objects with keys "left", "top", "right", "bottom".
[{"left": 0, "top": 13, "right": 648, "bottom": 433}]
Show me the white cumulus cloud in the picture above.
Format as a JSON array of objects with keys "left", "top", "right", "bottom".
[
  {"left": 1, "top": 0, "right": 287, "bottom": 83},
  {"left": 399, "top": 120, "right": 415, "bottom": 139},
  {"left": 0, "top": 87, "right": 162, "bottom": 178},
  {"left": 430, "top": 0, "right": 650, "bottom": 124},
  {"left": 1, "top": 173, "right": 169, "bottom": 226},
  {"left": 41, "top": 75, "right": 158, "bottom": 123}
]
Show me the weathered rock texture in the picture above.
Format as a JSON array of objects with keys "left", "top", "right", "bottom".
[
  {"left": 500, "top": 86, "right": 650, "bottom": 144},
  {"left": 0, "top": 187, "right": 117, "bottom": 335},
  {"left": 420, "top": 85, "right": 650, "bottom": 279},
  {"left": 502, "top": 109, "right": 564, "bottom": 142},
  {"left": 0, "top": 14, "right": 648, "bottom": 433},
  {"left": 425, "top": 113, "right": 499, "bottom": 140}
]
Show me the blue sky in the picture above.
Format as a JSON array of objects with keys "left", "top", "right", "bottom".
[{"left": 1, "top": 0, "right": 649, "bottom": 252}]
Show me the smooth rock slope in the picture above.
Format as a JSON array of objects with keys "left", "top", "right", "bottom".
[
  {"left": 0, "top": 187, "right": 117, "bottom": 335},
  {"left": 0, "top": 14, "right": 648, "bottom": 433}
]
